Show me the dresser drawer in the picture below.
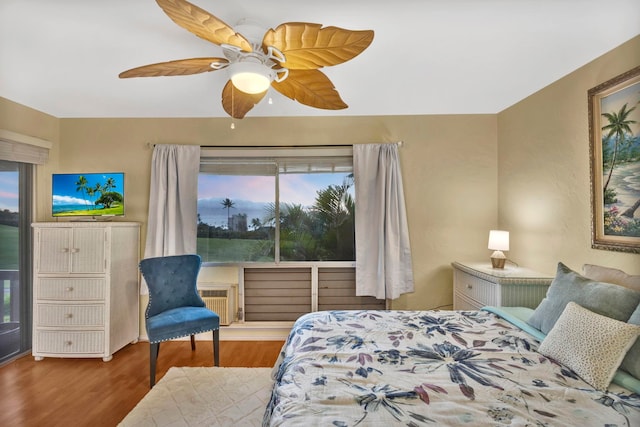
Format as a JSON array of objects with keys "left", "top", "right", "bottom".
[
  {"left": 452, "top": 262, "right": 553, "bottom": 311},
  {"left": 37, "top": 304, "right": 105, "bottom": 327},
  {"left": 37, "top": 278, "right": 106, "bottom": 301},
  {"left": 454, "top": 270, "right": 497, "bottom": 305},
  {"left": 34, "top": 330, "right": 104, "bottom": 354},
  {"left": 454, "top": 291, "right": 484, "bottom": 310}
]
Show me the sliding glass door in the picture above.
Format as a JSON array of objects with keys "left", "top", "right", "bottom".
[{"left": 0, "top": 160, "right": 32, "bottom": 364}]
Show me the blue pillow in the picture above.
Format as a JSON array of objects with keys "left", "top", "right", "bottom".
[
  {"left": 621, "top": 305, "right": 640, "bottom": 379},
  {"left": 527, "top": 262, "right": 640, "bottom": 335}
]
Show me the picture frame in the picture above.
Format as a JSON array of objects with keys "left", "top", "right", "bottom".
[{"left": 588, "top": 65, "right": 640, "bottom": 253}]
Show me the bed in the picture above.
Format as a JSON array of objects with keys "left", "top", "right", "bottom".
[{"left": 263, "top": 263, "right": 640, "bottom": 426}]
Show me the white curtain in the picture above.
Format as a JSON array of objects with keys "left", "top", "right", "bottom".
[
  {"left": 142, "top": 144, "right": 200, "bottom": 293},
  {"left": 354, "top": 143, "right": 414, "bottom": 300}
]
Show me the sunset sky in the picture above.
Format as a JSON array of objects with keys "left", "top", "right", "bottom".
[{"left": 0, "top": 171, "right": 18, "bottom": 212}]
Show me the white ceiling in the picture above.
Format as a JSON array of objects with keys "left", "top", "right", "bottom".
[{"left": 1, "top": 0, "right": 639, "bottom": 119}]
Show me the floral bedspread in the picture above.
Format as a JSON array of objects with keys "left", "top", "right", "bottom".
[{"left": 263, "top": 310, "right": 640, "bottom": 426}]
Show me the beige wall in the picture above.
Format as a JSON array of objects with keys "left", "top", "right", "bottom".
[
  {"left": 498, "top": 35, "right": 640, "bottom": 276},
  {"left": 0, "top": 98, "right": 59, "bottom": 142}
]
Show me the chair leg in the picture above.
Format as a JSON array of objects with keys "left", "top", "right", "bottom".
[
  {"left": 213, "top": 329, "right": 220, "bottom": 366},
  {"left": 150, "top": 342, "right": 160, "bottom": 388},
  {"left": 190, "top": 334, "right": 196, "bottom": 351}
]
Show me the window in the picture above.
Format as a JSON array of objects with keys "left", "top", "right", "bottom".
[
  {"left": 197, "top": 147, "right": 355, "bottom": 263},
  {"left": 0, "top": 130, "right": 48, "bottom": 361},
  {"left": 0, "top": 160, "right": 33, "bottom": 363}
]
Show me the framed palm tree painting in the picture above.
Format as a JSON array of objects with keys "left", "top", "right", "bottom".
[{"left": 588, "top": 65, "right": 640, "bottom": 253}]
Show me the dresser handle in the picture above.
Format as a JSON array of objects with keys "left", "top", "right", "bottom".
[
  {"left": 65, "top": 287, "right": 74, "bottom": 292},
  {"left": 65, "top": 341, "right": 73, "bottom": 346},
  {"left": 65, "top": 313, "right": 73, "bottom": 319},
  {"left": 466, "top": 284, "right": 473, "bottom": 289}
]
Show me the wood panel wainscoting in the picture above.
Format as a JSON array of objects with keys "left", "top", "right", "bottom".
[{"left": 0, "top": 340, "right": 284, "bottom": 427}]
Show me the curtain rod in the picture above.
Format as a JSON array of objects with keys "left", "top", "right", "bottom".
[{"left": 146, "top": 142, "right": 403, "bottom": 149}]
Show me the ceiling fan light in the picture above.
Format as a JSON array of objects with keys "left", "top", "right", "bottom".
[{"left": 229, "top": 61, "right": 272, "bottom": 94}]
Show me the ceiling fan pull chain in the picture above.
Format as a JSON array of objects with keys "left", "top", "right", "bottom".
[{"left": 230, "top": 85, "right": 236, "bottom": 129}]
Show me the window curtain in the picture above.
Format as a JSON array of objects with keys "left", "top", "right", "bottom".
[
  {"left": 142, "top": 144, "right": 200, "bottom": 293},
  {"left": 353, "top": 143, "right": 414, "bottom": 300}
]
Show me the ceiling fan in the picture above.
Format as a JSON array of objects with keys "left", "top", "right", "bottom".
[{"left": 119, "top": 0, "right": 374, "bottom": 119}]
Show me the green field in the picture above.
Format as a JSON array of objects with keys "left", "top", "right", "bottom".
[
  {"left": 1, "top": 224, "right": 18, "bottom": 323},
  {"left": 197, "top": 237, "right": 273, "bottom": 262},
  {"left": 0, "top": 224, "right": 18, "bottom": 270}
]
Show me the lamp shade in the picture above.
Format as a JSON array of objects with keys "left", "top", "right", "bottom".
[
  {"left": 229, "top": 61, "right": 272, "bottom": 94},
  {"left": 488, "top": 230, "right": 509, "bottom": 251}
]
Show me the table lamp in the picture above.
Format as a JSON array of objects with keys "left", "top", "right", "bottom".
[{"left": 488, "top": 230, "right": 509, "bottom": 269}]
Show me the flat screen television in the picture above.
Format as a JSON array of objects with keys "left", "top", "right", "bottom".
[{"left": 52, "top": 172, "right": 125, "bottom": 218}]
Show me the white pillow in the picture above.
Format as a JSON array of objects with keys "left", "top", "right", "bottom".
[
  {"left": 538, "top": 302, "right": 640, "bottom": 391},
  {"left": 582, "top": 264, "right": 640, "bottom": 292}
]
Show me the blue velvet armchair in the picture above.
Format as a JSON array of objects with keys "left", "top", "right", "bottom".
[{"left": 139, "top": 254, "right": 220, "bottom": 387}]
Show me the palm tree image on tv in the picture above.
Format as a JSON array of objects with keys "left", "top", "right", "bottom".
[{"left": 53, "top": 173, "right": 125, "bottom": 217}]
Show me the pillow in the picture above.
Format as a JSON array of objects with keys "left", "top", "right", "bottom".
[
  {"left": 582, "top": 264, "right": 640, "bottom": 292},
  {"left": 620, "top": 305, "right": 640, "bottom": 379},
  {"left": 538, "top": 302, "right": 640, "bottom": 391},
  {"left": 580, "top": 264, "right": 640, "bottom": 380},
  {"left": 527, "top": 262, "right": 640, "bottom": 334}
]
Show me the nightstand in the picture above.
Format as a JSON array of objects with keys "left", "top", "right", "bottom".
[{"left": 452, "top": 261, "right": 553, "bottom": 310}]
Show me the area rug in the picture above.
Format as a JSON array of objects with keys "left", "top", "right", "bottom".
[{"left": 118, "top": 367, "right": 274, "bottom": 426}]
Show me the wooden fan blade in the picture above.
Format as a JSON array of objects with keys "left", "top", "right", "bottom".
[
  {"left": 119, "top": 58, "right": 228, "bottom": 78},
  {"left": 222, "top": 81, "right": 267, "bottom": 119},
  {"left": 156, "top": 0, "right": 252, "bottom": 52},
  {"left": 263, "top": 23, "right": 374, "bottom": 69},
  {"left": 272, "top": 69, "right": 347, "bottom": 110}
]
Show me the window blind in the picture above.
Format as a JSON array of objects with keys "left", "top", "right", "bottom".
[
  {"left": 243, "top": 267, "right": 312, "bottom": 321},
  {"left": 0, "top": 129, "right": 52, "bottom": 164},
  {"left": 242, "top": 266, "right": 384, "bottom": 321},
  {"left": 318, "top": 267, "right": 385, "bottom": 311},
  {"left": 200, "top": 147, "right": 353, "bottom": 175}
]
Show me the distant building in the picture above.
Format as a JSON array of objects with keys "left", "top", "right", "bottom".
[{"left": 229, "top": 213, "right": 247, "bottom": 232}]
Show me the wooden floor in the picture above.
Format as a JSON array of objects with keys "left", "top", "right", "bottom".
[{"left": 0, "top": 340, "right": 284, "bottom": 427}]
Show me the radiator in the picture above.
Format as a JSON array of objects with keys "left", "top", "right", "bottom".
[{"left": 198, "top": 284, "right": 237, "bottom": 325}]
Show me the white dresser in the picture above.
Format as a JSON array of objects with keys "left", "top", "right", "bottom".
[
  {"left": 32, "top": 222, "right": 140, "bottom": 361},
  {"left": 452, "top": 261, "right": 553, "bottom": 310}
]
